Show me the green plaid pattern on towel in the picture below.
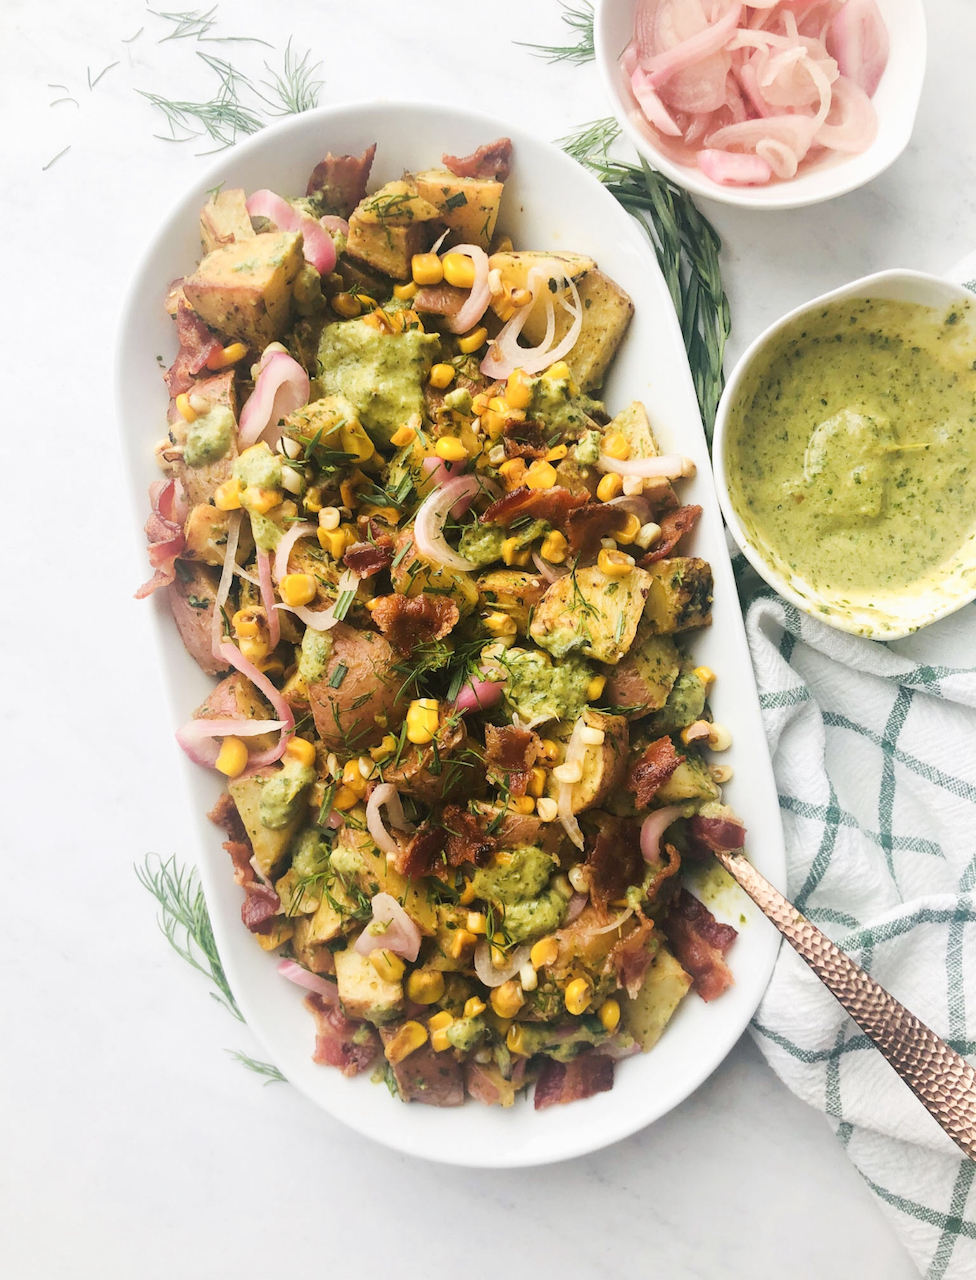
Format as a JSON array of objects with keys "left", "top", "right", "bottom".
[{"left": 737, "top": 560, "right": 976, "bottom": 1278}]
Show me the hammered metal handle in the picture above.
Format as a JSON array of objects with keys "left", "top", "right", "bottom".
[{"left": 714, "top": 849, "right": 976, "bottom": 1161}]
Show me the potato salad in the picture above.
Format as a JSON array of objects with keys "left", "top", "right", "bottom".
[{"left": 138, "top": 136, "right": 746, "bottom": 1110}]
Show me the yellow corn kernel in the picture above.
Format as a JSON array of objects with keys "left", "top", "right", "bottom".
[
  {"left": 526, "top": 767, "right": 547, "bottom": 798},
  {"left": 505, "top": 368, "right": 534, "bottom": 410},
  {"left": 530, "top": 936, "right": 559, "bottom": 969},
  {"left": 599, "top": 999, "right": 621, "bottom": 1032},
  {"left": 543, "top": 361, "right": 572, "bottom": 382},
  {"left": 492, "top": 851, "right": 513, "bottom": 867},
  {"left": 215, "top": 736, "right": 248, "bottom": 778},
  {"left": 394, "top": 281, "right": 419, "bottom": 300},
  {"left": 175, "top": 392, "right": 197, "bottom": 423},
  {"left": 318, "top": 526, "right": 354, "bottom": 559},
  {"left": 242, "top": 486, "right": 282, "bottom": 515},
  {"left": 406, "top": 968, "right": 445, "bottom": 1005},
  {"left": 331, "top": 292, "right": 362, "bottom": 318},
  {"left": 564, "top": 977, "right": 593, "bottom": 1016},
  {"left": 428, "top": 1027, "right": 450, "bottom": 1052},
  {"left": 435, "top": 436, "right": 468, "bottom": 462},
  {"left": 501, "top": 537, "right": 531, "bottom": 568},
  {"left": 440, "top": 252, "right": 474, "bottom": 289},
  {"left": 490, "top": 945, "right": 507, "bottom": 968},
  {"left": 613, "top": 513, "right": 642, "bottom": 545},
  {"left": 524, "top": 460, "right": 557, "bottom": 490},
  {"left": 694, "top": 666, "right": 716, "bottom": 689},
  {"left": 428, "top": 1010, "right": 454, "bottom": 1032},
  {"left": 546, "top": 444, "right": 568, "bottom": 461},
  {"left": 483, "top": 612, "right": 517, "bottom": 639},
  {"left": 470, "top": 392, "right": 490, "bottom": 417},
  {"left": 490, "top": 980, "right": 525, "bottom": 1020},
  {"left": 538, "top": 739, "right": 560, "bottom": 764},
  {"left": 279, "top": 573, "right": 317, "bottom": 608},
  {"left": 390, "top": 424, "right": 417, "bottom": 447},
  {"left": 341, "top": 759, "right": 368, "bottom": 798},
  {"left": 509, "top": 795, "right": 535, "bottom": 815},
  {"left": 466, "top": 912, "right": 487, "bottom": 935},
  {"left": 405, "top": 697, "right": 439, "bottom": 746},
  {"left": 370, "top": 949, "right": 406, "bottom": 983},
  {"left": 449, "top": 928, "right": 478, "bottom": 959},
  {"left": 238, "top": 635, "right": 270, "bottom": 663},
  {"left": 411, "top": 253, "right": 444, "bottom": 286},
  {"left": 303, "top": 486, "right": 324, "bottom": 514},
  {"left": 285, "top": 737, "right": 316, "bottom": 768},
  {"left": 428, "top": 362, "right": 456, "bottom": 390},
  {"left": 384, "top": 1020, "right": 428, "bottom": 1064},
  {"left": 536, "top": 796, "right": 558, "bottom": 822},
  {"left": 539, "top": 530, "right": 568, "bottom": 564},
  {"left": 596, "top": 473, "right": 623, "bottom": 502},
  {"left": 603, "top": 432, "right": 631, "bottom": 460},
  {"left": 586, "top": 674, "right": 607, "bottom": 702},
  {"left": 506, "top": 1024, "right": 527, "bottom": 1056},
  {"left": 463, "top": 997, "right": 486, "bottom": 1019},
  {"left": 370, "top": 733, "right": 398, "bottom": 763},
  {"left": 206, "top": 341, "right": 248, "bottom": 371},
  {"left": 498, "top": 458, "right": 526, "bottom": 491},
  {"left": 457, "top": 327, "right": 488, "bottom": 354},
  {"left": 477, "top": 409, "right": 502, "bottom": 440},
  {"left": 389, "top": 308, "right": 422, "bottom": 334},
  {"left": 597, "top": 547, "right": 635, "bottom": 578},
  {"left": 213, "top": 477, "right": 243, "bottom": 511},
  {"left": 231, "top": 608, "right": 262, "bottom": 640},
  {"left": 331, "top": 784, "right": 359, "bottom": 811}
]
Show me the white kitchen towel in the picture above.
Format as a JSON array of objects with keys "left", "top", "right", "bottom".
[{"left": 738, "top": 255, "right": 976, "bottom": 1279}]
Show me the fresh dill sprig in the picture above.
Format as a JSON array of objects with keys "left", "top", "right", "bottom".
[
  {"left": 139, "top": 50, "right": 263, "bottom": 152},
  {"left": 256, "top": 38, "right": 323, "bottom": 116},
  {"left": 227, "top": 1051, "right": 286, "bottom": 1083},
  {"left": 150, "top": 6, "right": 219, "bottom": 42},
  {"left": 557, "top": 115, "right": 620, "bottom": 165},
  {"left": 42, "top": 145, "right": 71, "bottom": 172},
  {"left": 87, "top": 61, "right": 119, "bottom": 90},
  {"left": 519, "top": 1, "right": 595, "bottom": 64},
  {"left": 135, "top": 853, "right": 243, "bottom": 1020}
]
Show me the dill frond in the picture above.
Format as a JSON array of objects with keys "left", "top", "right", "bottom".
[
  {"left": 256, "top": 38, "right": 324, "bottom": 116},
  {"left": 150, "top": 6, "right": 219, "bottom": 41},
  {"left": 87, "top": 61, "right": 119, "bottom": 90},
  {"left": 42, "top": 145, "right": 71, "bottom": 171},
  {"left": 519, "top": 2, "right": 595, "bottom": 64},
  {"left": 139, "top": 51, "right": 263, "bottom": 152},
  {"left": 227, "top": 1051, "right": 286, "bottom": 1083},
  {"left": 135, "top": 853, "right": 243, "bottom": 1020},
  {"left": 557, "top": 116, "right": 620, "bottom": 164}
]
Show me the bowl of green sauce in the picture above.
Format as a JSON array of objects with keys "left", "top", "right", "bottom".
[{"left": 714, "top": 270, "right": 976, "bottom": 639}]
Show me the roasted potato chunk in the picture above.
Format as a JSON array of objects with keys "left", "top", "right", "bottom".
[
  {"left": 488, "top": 250, "right": 595, "bottom": 328},
  {"left": 183, "top": 231, "right": 303, "bottom": 348},
  {"left": 181, "top": 504, "right": 235, "bottom": 567},
  {"left": 414, "top": 168, "right": 504, "bottom": 249},
  {"left": 330, "top": 827, "right": 437, "bottom": 936},
  {"left": 158, "top": 369, "right": 239, "bottom": 508},
  {"left": 530, "top": 564, "right": 651, "bottom": 665},
  {"left": 654, "top": 751, "right": 720, "bottom": 805},
  {"left": 194, "top": 672, "right": 276, "bottom": 751},
  {"left": 522, "top": 269, "right": 634, "bottom": 393},
  {"left": 307, "top": 622, "right": 408, "bottom": 752},
  {"left": 167, "top": 562, "right": 229, "bottom": 677},
  {"left": 379, "top": 1026, "right": 464, "bottom": 1105},
  {"left": 546, "top": 708, "right": 629, "bottom": 814},
  {"left": 476, "top": 569, "right": 547, "bottom": 633},
  {"left": 227, "top": 772, "right": 304, "bottom": 881},
  {"left": 391, "top": 528, "right": 480, "bottom": 617},
  {"left": 622, "top": 943, "right": 692, "bottom": 1050},
  {"left": 199, "top": 187, "right": 254, "bottom": 254},
  {"left": 345, "top": 180, "right": 440, "bottom": 279},
  {"left": 643, "top": 558, "right": 713, "bottom": 634},
  {"left": 601, "top": 630, "right": 681, "bottom": 719},
  {"left": 334, "top": 947, "right": 404, "bottom": 1024}
]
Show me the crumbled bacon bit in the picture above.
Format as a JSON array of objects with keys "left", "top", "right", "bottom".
[
  {"left": 305, "top": 144, "right": 376, "bottom": 216},
  {"left": 222, "top": 840, "right": 281, "bottom": 933},
  {"left": 687, "top": 816, "right": 747, "bottom": 857},
  {"left": 164, "top": 301, "right": 223, "bottom": 397},
  {"left": 583, "top": 813, "right": 643, "bottom": 918},
  {"left": 414, "top": 283, "right": 468, "bottom": 317},
  {"left": 343, "top": 537, "right": 393, "bottom": 578},
  {"left": 566, "top": 503, "right": 629, "bottom": 561},
  {"left": 370, "top": 593, "right": 460, "bottom": 653},
  {"left": 608, "top": 914, "right": 657, "bottom": 998},
  {"left": 645, "top": 841, "right": 682, "bottom": 906},
  {"left": 209, "top": 792, "right": 247, "bottom": 844},
  {"left": 484, "top": 725, "right": 542, "bottom": 796},
  {"left": 663, "top": 889, "right": 737, "bottom": 1002},
  {"left": 481, "top": 485, "right": 588, "bottom": 530},
  {"left": 640, "top": 505, "right": 703, "bottom": 565},
  {"left": 502, "top": 420, "right": 549, "bottom": 461},
  {"left": 441, "top": 805, "right": 495, "bottom": 868},
  {"left": 442, "top": 137, "right": 513, "bottom": 182},
  {"left": 394, "top": 824, "right": 446, "bottom": 879},
  {"left": 135, "top": 479, "right": 187, "bottom": 599},
  {"left": 305, "top": 994, "right": 380, "bottom": 1076},
  {"left": 627, "top": 737, "right": 685, "bottom": 809},
  {"left": 534, "top": 1051, "right": 614, "bottom": 1110}
]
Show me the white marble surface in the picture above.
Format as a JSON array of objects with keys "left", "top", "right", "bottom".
[{"left": 3, "top": 0, "right": 969, "bottom": 1275}]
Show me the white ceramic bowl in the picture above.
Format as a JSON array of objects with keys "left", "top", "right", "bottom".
[
  {"left": 116, "top": 100, "right": 786, "bottom": 1165},
  {"left": 594, "top": 0, "right": 927, "bottom": 211},
  {"left": 714, "top": 268, "right": 976, "bottom": 639}
]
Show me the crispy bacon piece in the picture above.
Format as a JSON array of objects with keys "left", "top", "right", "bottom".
[
  {"left": 484, "top": 725, "right": 541, "bottom": 796},
  {"left": 502, "top": 420, "right": 549, "bottom": 461},
  {"left": 627, "top": 737, "right": 685, "bottom": 809},
  {"left": 663, "top": 889, "right": 737, "bottom": 1002},
  {"left": 583, "top": 813, "right": 644, "bottom": 919},
  {"left": 645, "top": 841, "right": 682, "bottom": 906},
  {"left": 414, "top": 283, "right": 468, "bottom": 317},
  {"left": 688, "top": 815, "right": 747, "bottom": 857},
  {"left": 442, "top": 805, "right": 495, "bottom": 868},
  {"left": 608, "top": 915, "right": 657, "bottom": 998},
  {"left": 209, "top": 792, "right": 247, "bottom": 843},
  {"left": 370, "top": 593, "right": 460, "bottom": 653},
  {"left": 223, "top": 840, "right": 281, "bottom": 933},
  {"left": 640, "top": 505, "right": 703, "bottom": 565},
  {"left": 164, "top": 302, "right": 223, "bottom": 397},
  {"left": 566, "top": 503, "right": 629, "bottom": 561},
  {"left": 306, "top": 144, "right": 376, "bottom": 217},
  {"left": 395, "top": 825, "right": 445, "bottom": 879},
  {"left": 305, "top": 994, "right": 380, "bottom": 1076},
  {"left": 481, "top": 484, "right": 588, "bottom": 530},
  {"left": 135, "top": 479, "right": 188, "bottom": 599},
  {"left": 534, "top": 1052, "right": 614, "bottom": 1110},
  {"left": 343, "top": 537, "right": 393, "bottom": 578},
  {"left": 442, "top": 137, "right": 513, "bottom": 182}
]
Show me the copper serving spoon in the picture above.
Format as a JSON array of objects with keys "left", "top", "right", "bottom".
[{"left": 713, "top": 849, "right": 976, "bottom": 1160}]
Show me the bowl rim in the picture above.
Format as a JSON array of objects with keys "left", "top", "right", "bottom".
[
  {"left": 712, "top": 267, "right": 976, "bottom": 640},
  {"left": 592, "top": 0, "right": 928, "bottom": 212},
  {"left": 116, "top": 97, "right": 786, "bottom": 1164}
]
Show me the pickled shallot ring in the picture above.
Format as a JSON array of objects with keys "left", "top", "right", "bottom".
[
  {"left": 238, "top": 350, "right": 310, "bottom": 449},
  {"left": 245, "top": 189, "right": 338, "bottom": 275}
]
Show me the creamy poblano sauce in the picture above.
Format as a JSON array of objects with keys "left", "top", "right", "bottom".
[{"left": 726, "top": 298, "right": 976, "bottom": 606}]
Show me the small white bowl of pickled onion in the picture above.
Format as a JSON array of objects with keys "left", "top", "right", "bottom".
[{"left": 594, "top": 0, "right": 927, "bottom": 210}]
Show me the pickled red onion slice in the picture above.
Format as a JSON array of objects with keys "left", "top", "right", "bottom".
[{"left": 245, "top": 189, "right": 338, "bottom": 275}]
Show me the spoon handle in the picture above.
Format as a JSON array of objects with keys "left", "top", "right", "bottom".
[{"left": 713, "top": 848, "right": 976, "bottom": 1160}]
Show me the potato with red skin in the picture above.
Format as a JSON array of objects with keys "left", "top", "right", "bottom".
[
  {"left": 167, "top": 562, "right": 229, "bottom": 676},
  {"left": 307, "top": 622, "right": 407, "bottom": 751},
  {"left": 194, "top": 671, "right": 277, "bottom": 750},
  {"left": 379, "top": 1026, "right": 464, "bottom": 1106},
  {"left": 600, "top": 631, "right": 681, "bottom": 721}
]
